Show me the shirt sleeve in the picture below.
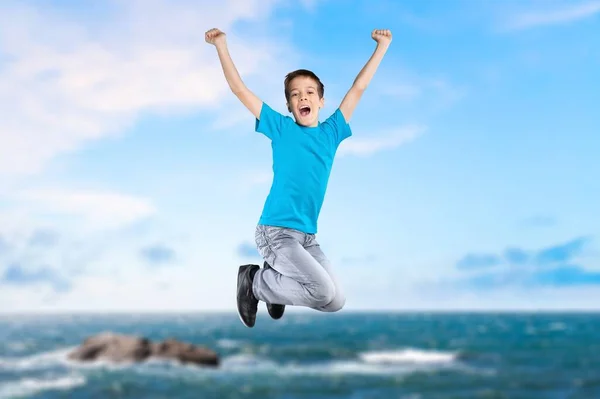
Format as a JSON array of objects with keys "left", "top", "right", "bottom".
[
  {"left": 322, "top": 108, "right": 352, "bottom": 146},
  {"left": 255, "top": 102, "right": 288, "bottom": 142}
]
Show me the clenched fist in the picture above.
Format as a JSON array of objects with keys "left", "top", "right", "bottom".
[
  {"left": 205, "top": 28, "right": 226, "bottom": 46},
  {"left": 371, "top": 29, "right": 392, "bottom": 45}
]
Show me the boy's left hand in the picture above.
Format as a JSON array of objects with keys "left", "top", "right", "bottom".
[{"left": 371, "top": 29, "right": 392, "bottom": 46}]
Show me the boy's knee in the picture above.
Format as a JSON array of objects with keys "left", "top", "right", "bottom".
[
  {"left": 323, "top": 292, "right": 345, "bottom": 312},
  {"left": 308, "top": 279, "right": 336, "bottom": 307}
]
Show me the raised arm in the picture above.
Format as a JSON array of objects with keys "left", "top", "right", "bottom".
[
  {"left": 339, "top": 29, "right": 392, "bottom": 122},
  {"left": 205, "top": 28, "right": 262, "bottom": 119}
]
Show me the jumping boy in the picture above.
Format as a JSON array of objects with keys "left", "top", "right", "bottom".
[{"left": 205, "top": 27, "right": 392, "bottom": 327}]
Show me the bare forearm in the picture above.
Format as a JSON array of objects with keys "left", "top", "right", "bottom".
[
  {"left": 205, "top": 28, "right": 262, "bottom": 118},
  {"left": 353, "top": 43, "right": 389, "bottom": 90},
  {"left": 215, "top": 42, "right": 246, "bottom": 93}
]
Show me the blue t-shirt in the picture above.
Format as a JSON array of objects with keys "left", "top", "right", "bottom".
[{"left": 255, "top": 103, "right": 352, "bottom": 234}]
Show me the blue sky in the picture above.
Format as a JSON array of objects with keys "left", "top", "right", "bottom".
[{"left": 0, "top": 0, "right": 598, "bottom": 312}]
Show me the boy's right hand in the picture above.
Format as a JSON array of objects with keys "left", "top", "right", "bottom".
[{"left": 205, "top": 28, "right": 226, "bottom": 46}]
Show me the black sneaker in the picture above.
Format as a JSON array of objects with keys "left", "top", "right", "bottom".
[
  {"left": 263, "top": 262, "right": 285, "bottom": 320},
  {"left": 237, "top": 264, "right": 259, "bottom": 328}
]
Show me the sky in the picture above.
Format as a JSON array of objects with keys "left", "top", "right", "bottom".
[{"left": 0, "top": 0, "right": 598, "bottom": 313}]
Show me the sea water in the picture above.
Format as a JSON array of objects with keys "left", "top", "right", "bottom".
[{"left": 0, "top": 312, "right": 599, "bottom": 398}]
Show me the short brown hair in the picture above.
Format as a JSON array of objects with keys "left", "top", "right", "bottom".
[{"left": 284, "top": 69, "right": 325, "bottom": 102}]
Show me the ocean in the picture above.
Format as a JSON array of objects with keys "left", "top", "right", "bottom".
[{"left": 0, "top": 311, "right": 599, "bottom": 398}]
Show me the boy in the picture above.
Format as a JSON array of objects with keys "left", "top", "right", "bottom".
[{"left": 205, "top": 27, "right": 392, "bottom": 327}]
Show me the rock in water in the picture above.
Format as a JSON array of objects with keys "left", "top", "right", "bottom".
[
  {"left": 151, "top": 338, "right": 219, "bottom": 366},
  {"left": 68, "top": 332, "right": 219, "bottom": 367},
  {"left": 68, "top": 333, "right": 151, "bottom": 363}
]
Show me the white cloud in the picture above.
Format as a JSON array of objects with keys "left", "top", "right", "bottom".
[
  {"left": 0, "top": 0, "right": 289, "bottom": 177},
  {"left": 337, "top": 124, "right": 425, "bottom": 157},
  {"left": 505, "top": 1, "right": 600, "bottom": 30},
  {"left": 14, "top": 188, "right": 156, "bottom": 231},
  {"left": 375, "top": 71, "right": 466, "bottom": 112},
  {"left": 211, "top": 107, "right": 255, "bottom": 131}
]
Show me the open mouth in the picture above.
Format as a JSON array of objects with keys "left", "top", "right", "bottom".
[{"left": 299, "top": 105, "right": 311, "bottom": 117}]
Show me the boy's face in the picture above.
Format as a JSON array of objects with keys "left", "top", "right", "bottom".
[{"left": 286, "top": 76, "right": 324, "bottom": 127}]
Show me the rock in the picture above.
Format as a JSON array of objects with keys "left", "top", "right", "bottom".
[
  {"left": 68, "top": 332, "right": 151, "bottom": 363},
  {"left": 68, "top": 332, "right": 219, "bottom": 367},
  {"left": 151, "top": 338, "right": 219, "bottom": 366}
]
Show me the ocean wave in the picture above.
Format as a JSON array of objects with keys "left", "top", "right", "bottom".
[
  {"left": 4, "top": 340, "right": 37, "bottom": 355},
  {"left": 0, "top": 375, "right": 86, "bottom": 399},
  {"left": 0, "top": 345, "right": 488, "bottom": 381},
  {"left": 0, "top": 347, "right": 74, "bottom": 371},
  {"left": 221, "top": 353, "right": 279, "bottom": 370},
  {"left": 216, "top": 348, "right": 468, "bottom": 377},
  {"left": 218, "top": 353, "right": 462, "bottom": 377},
  {"left": 216, "top": 339, "right": 245, "bottom": 349},
  {"left": 359, "top": 348, "right": 457, "bottom": 365},
  {"left": 0, "top": 346, "right": 163, "bottom": 372},
  {"left": 549, "top": 322, "right": 567, "bottom": 331}
]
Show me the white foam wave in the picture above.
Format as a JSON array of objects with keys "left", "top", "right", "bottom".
[
  {"left": 5, "top": 340, "right": 35, "bottom": 354},
  {"left": 218, "top": 354, "right": 396, "bottom": 376},
  {"left": 0, "top": 375, "right": 86, "bottom": 398},
  {"left": 283, "top": 360, "right": 416, "bottom": 376},
  {"left": 218, "top": 357, "right": 455, "bottom": 377},
  {"left": 359, "top": 348, "right": 457, "bottom": 365},
  {"left": 221, "top": 353, "right": 279, "bottom": 371},
  {"left": 217, "top": 339, "right": 244, "bottom": 349},
  {"left": 0, "top": 347, "right": 75, "bottom": 371},
  {"left": 215, "top": 349, "right": 462, "bottom": 377},
  {"left": 0, "top": 345, "right": 477, "bottom": 382}
]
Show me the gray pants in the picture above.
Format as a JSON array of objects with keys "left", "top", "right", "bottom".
[{"left": 252, "top": 224, "right": 345, "bottom": 312}]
